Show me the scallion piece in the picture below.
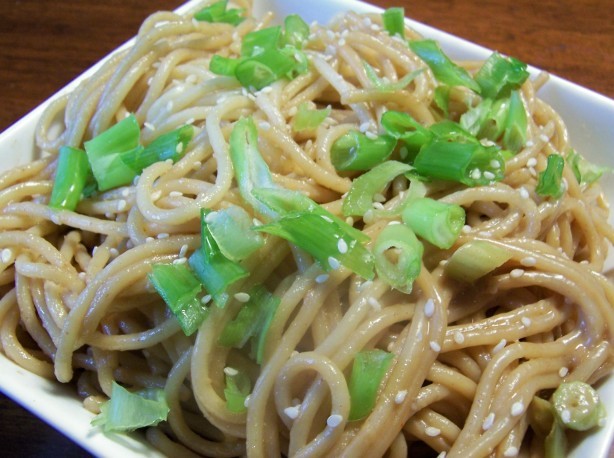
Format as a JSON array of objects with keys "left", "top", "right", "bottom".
[
  {"left": 380, "top": 110, "right": 433, "bottom": 159},
  {"left": 256, "top": 211, "right": 375, "bottom": 279},
  {"left": 402, "top": 198, "right": 465, "bottom": 249},
  {"left": 292, "top": 102, "right": 331, "bottom": 132},
  {"left": 460, "top": 98, "right": 494, "bottom": 137},
  {"left": 91, "top": 381, "right": 169, "bottom": 432},
  {"left": 188, "top": 209, "right": 249, "bottom": 307},
  {"left": 224, "top": 370, "right": 251, "bottom": 413},
  {"left": 413, "top": 140, "right": 505, "bottom": 186},
  {"left": 474, "top": 52, "right": 530, "bottom": 99},
  {"left": 121, "top": 125, "right": 193, "bottom": 171},
  {"left": 363, "top": 61, "right": 422, "bottom": 92},
  {"left": 502, "top": 90, "right": 527, "bottom": 152},
  {"left": 229, "top": 117, "right": 278, "bottom": 218},
  {"left": 552, "top": 381, "right": 606, "bottom": 431},
  {"left": 348, "top": 349, "right": 394, "bottom": 421},
  {"left": 241, "top": 26, "right": 282, "bottom": 57},
  {"left": 566, "top": 148, "right": 611, "bottom": 186},
  {"left": 210, "top": 55, "right": 242, "bottom": 76},
  {"left": 536, "top": 154, "right": 565, "bottom": 199},
  {"left": 235, "top": 49, "right": 299, "bottom": 90},
  {"left": 49, "top": 146, "right": 91, "bottom": 211},
  {"left": 330, "top": 130, "right": 397, "bottom": 171},
  {"left": 545, "top": 419, "right": 566, "bottom": 458},
  {"left": 409, "top": 39, "right": 481, "bottom": 93},
  {"left": 433, "top": 85, "right": 451, "bottom": 117},
  {"left": 84, "top": 114, "right": 141, "bottom": 191},
  {"left": 218, "top": 284, "right": 279, "bottom": 364},
  {"left": 342, "top": 160, "right": 412, "bottom": 217},
  {"left": 148, "top": 263, "right": 207, "bottom": 336},
  {"left": 373, "top": 223, "right": 423, "bottom": 293},
  {"left": 207, "top": 206, "right": 264, "bottom": 262},
  {"left": 194, "top": 0, "right": 245, "bottom": 25},
  {"left": 282, "top": 14, "right": 310, "bottom": 49},
  {"left": 382, "top": 7, "right": 405, "bottom": 38},
  {"left": 445, "top": 240, "right": 512, "bottom": 283}
]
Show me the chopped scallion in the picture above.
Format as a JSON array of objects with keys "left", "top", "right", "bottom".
[
  {"left": 292, "top": 102, "right": 331, "bottom": 132},
  {"left": 49, "top": 146, "right": 91, "bottom": 211},
  {"left": 282, "top": 14, "right": 310, "bottom": 49},
  {"left": 536, "top": 154, "right": 565, "bottom": 199},
  {"left": 363, "top": 61, "right": 423, "bottom": 92},
  {"left": 552, "top": 381, "right": 606, "bottom": 431},
  {"left": 224, "top": 370, "right": 251, "bottom": 413},
  {"left": 330, "top": 130, "right": 397, "bottom": 171},
  {"left": 194, "top": 0, "right": 245, "bottom": 25},
  {"left": 121, "top": 125, "right": 193, "bottom": 171},
  {"left": 207, "top": 206, "right": 264, "bottom": 262},
  {"left": 445, "top": 240, "right": 512, "bottom": 283},
  {"left": 474, "top": 52, "right": 530, "bottom": 99},
  {"left": 348, "top": 349, "right": 394, "bottom": 421},
  {"left": 402, "top": 198, "right": 465, "bottom": 249},
  {"left": 382, "top": 7, "right": 405, "bottom": 38},
  {"left": 566, "top": 149, "right": 611, "bottom": 186}
]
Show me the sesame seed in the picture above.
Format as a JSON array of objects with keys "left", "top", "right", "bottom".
[
  {"left": 510, "top": 401, "right": 524, "bottom": 416},
  {"left": 437, "top": 453, "right": 447, "bottom": 458},
  {"left": 234, "top": 292, "right": 251, "bottom": 303},
  {"left": 510, "top": 268, "right": 525, "bottom": 278},
  {"left": 175, "top": 142, "right": 184, "bottom": 154},
  {"left": 365, "top": 131, "right": 378, "bottom": 140},
  {"left": 339, "top": 38, "right": 346, "bottom": 46},
  {"left": 559, "top": 367, "right": 569, "bottom": 377},
  {"left": 173, "top": 257, "right": 187, "bottom": 265},
  {"left": 429, "top": 341, "right": 441, "bottom": 352},
  {"left": 121, "top": 188, "right": 130, "bottom": 198},
  {"left": 503, "top": 446, "right": 519, "bottom": 457},
  {"left": 462, "top": 225, "right": 472, "bottom": 234},
  {"left": 470, "top": 168, "right": 482, "bottom": 180},
  {"left": 259, "top": 121, "right": 271, "bottom": 130},
  {"left": 179, "top": 244, "right": 188, "bottom": 258},
  {"left": 482, "top": 412, "right": 495, "bottom": 430},
  {"left": 326, "top": 30, "right": 335, "bottom": 40},
  {"left": 483, "top": 171, "right": 496, "bottom": 180},
  {"left": 519, "top": 187, "right": 530, "bottom": 199},
  {"left": 539, "top": 133, "right": 550, "bottom": 143},
  {"left": 1, "top": 248, "right": 13, "bottom": 264},
  {"left": 328, "top": 256, "right": 341, "bottom": 270},
  {"left": 525, "top": 140, "right": 535, "bottom": 147},
  {"left": 359, "top": 121, "right": 371, "bottom": 132},
  {"left": 169, "top": 191, "right": 183, "bottom": 198},
  {"left": 243, "top": 395, "right": 251, "bottom": 408},
  {"left": 399, "top": 146, "right": 409, "bottom": 159},
  {"left": 425, "top": 426, "right": 441, "bottom": 437},
  {"left": 204, "top": 212, "right": 218, "bottom": 224},
  {"left": 327, "top": 414, "right": 343, "bottom": 427},
  {"left": 315, "top": 274, "right": 329, "bottom": 284},
  {"left": 288, "top": 106, "right": 298, "bottom": 116},
  {"left": 490, "top": 160, "right": 501, "bottom": 168},
  {"left": 363, "top": 17, "right": 372, "bottom": 26},
  {"left": 372, "top": 202, "right": 385, "bottom": 210},
  {"left": 368, "top": 297, "right": 382, "bottom": 311},
  {"left": 520, "top": 256, "right": 536, "bottom": 267},
  {"left": 521, "top": 316, "right": 532, "bottom": 327},
  {"left": 526, "top": 157, "right": 537, "bottom": 167},
  {"left": 394, "top": 390, "right": 407, "bottom": 404},
  {"left": 561, "top": 408, "right": 571, "bottom": 424},
  {"left": 388, "top": 221, "right": 401, "bottom": 225},
  {"left": 223, "top": 367, "right": 238, "bottom": 376},
  {"left": 370, "top": 24, "right": 380, "bottom": 31},
  {"left": 373, "top": 193, "right": 386, "bottom": 203},
  {"left": 284, "top": 405, "right": 300, "bottom": 420},
  {"left": 454, "top": 331, "right": 465, "bottom": 344},
  {"left": 144, "top": 122, "right": 156, "bottom": 131},
  {"left": 186, "top": 118, "right": 195, "bottom": 125},
  {"left": 201, "top": 294, "right": 212, "bottom": 305},
  {"left": 424, "top": 298, "right": 435, "bottom": 318},
  {"left": 341, "top": 30, "right": 349, "bottom": 38},
  {"left": 109, "top": 248, "right": 119, "bottom": 257},
  {"left": 151, "top": 190, "right": 162, "bottom": 201},
  {"left": 337, "top": 239, "right": 348, "bottom": 254},
  {"left": 145, "top": 237, "right": 155, "bottom": 243},
  {"left": 157, "top": 233, "right": 169, "bottom": 239},
  {"left": 492, "top": 338, "right": 507, "bottom": 354},
  {"left": 345, "top": 217, "right": 354, "bottom": 226}
]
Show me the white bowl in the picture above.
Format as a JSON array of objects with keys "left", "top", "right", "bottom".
[{"left": 0, "top": 0, "right": 612, "bottom": 456}]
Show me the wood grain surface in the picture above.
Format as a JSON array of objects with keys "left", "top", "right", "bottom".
[{"left": 0, "top": 1, "right": 612, "bottom": 456}]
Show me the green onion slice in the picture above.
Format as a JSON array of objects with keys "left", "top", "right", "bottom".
[
  {"left": 382, "top": 7, "right": 405, "bottom": 38},
  {"left": 409, "top": 39, "right": 481, "bottom": 93},
  {"left": 445, "top": 240, "right": 512, "bottom": 283},
  {"left": 348, "top": 349, "right": 394, "bottom": 421},
  {"left": 552, "top": 381, "right": 606, "bottom": 431},
  {"left": 536, "top": 154, "right": 565, "bottom": 199},
  {"left": 49, "top": 146, "right": 91, "bottom": 211},
  {"left": 566, "top": 148, "right": 611, "bottom": 186},
  {"left": 91, "top": 381, "right": 169, "bottom": 432},
  {"left": 194, "top": 0, "right": 245, "bottom": 25},
  {"left": 373, "top": 223, "right": 423, "bottom": 293},
  {"left": 474, "top": 52, "right": 530, "bottom": 99},
  {"left": 207, "top": 206, "right": 264, "bottom": 262},
  {"left": 292, "top": 102, "right": 331, "bottom": 132},
  {"left": 363, "top": 61, "right": 423, "bottom": 92},
  {"left": 224, "top": 370, "right": 251, "bottom": 413},
  {"left": 331, "top": 130, "right": 397, "bottom": 171},
  {"left": 402, "top": 198, "right": 465, "bottom": 249},
  {"left": 121, "top": 125, "right": 193, "bottom": 171},
  {"left": 282, "top": 14, "right": 310, "bottom": 49},
  {"left": 148, "top": 263, "right": 207, "bottom": 336}
]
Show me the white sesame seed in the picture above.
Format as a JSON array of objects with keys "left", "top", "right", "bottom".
[
  {"left": 437, "top": 453, "right": 447, "bottom": 458},
  {"left": 510, "top": 268, "right": 525, "bottom": 278},
  {"left": 370, "top": 24, "right": 380, "bottom": 31},
  {"left": 425, "top": 426, "right": 441, "bottom": 437},
  {"left": 204, "top": 211, "right": 218, "bottom": 224},
  {"left": 539, "top": 133, "right": 549, "bottom": 143},
  {"left": 482, "top": 412, "right": 495, "bottom": 430},
  {"left": 559, "top": 367, "right": 569, "bottom": 377},
  {"left": 179, "top": 244, "right": 188, "bottom": 257},
  {"left": 388, "top": 221, "right": 402, "bottom": 226},
  {"left": 341, "top": 30, "right": 349, "bottom": 38},
  {"left": 345, "top": 216, "right": 354, "bottom": 226},
  {"left": 243, "top": 395, "right": 251, "bottom": 408},
  {"left": 337, "top": 239, "right": 348, "bottom": 254},
  {"left": 503, "top": 446, "right": 519, "bottom": 457},
  {"left": 151, "top": 190, "right": 162, "bottom": 201},
  {"left": 175, "top": 142, "right": 184, "bottom": 154},
  {"left": 365, "top": 131, "right": 378, "bottom": 140},
  {"left": 326, "top": 30, "right": 335, "bottom": 40},
  {"left": 327, "top": 414, "right": 343, "bottom": 427},
  {"left": 173, "top": 257, "right": 187, "bottom": 265},
  {"left": 399, "top": 146, "right": 409, "bottom": 159},
  {"left": 109, "top": 248, "right": 119, "bottom": 257},
  {"left": 454, "top": 331, "right": 465, "bottom": 344},
  {"left": 526, "top": 157, "right": 537, "bottom": 167},
  {"left": 510, "top": 401, "right": 525, "bottom": 416},
  {"left": 424, "top": 298, "right": 435, "bottom": 318},
  {"left": 186, "top": 118, "right": 195, "bottom": 125},
  {"left": 259, "top": 121, "right": 271, "bottom": 131},
  {"left": 144, "top": 122, "right": 155, "bottom": 131},
  {"left": 561, "top": 408, "right": 571, "bottom": 424},
  {"left": 363, "top": 17, "right": 372, "bottom": 26},
  {"left": 521, "top": 316, "right": 532, "bottom": 327},
  {"left": 157, "top": 232, "right": 169, "bottom": 239},
  {"left": 368, "top": 297, "right": 382, "bottom": 311},
  {"left": 525, "top": 140, "right": 535, "bottom": 147},
  {"left": 462, "top": 225, "right": 472, "bottom": 234},
  {"left": 201, "top": 294, "right": 212, "bottom": 305},
  {"left": 115, "top": 199, "right": 127, "bottom": 212},
  {"left": 328, "top": 256, "right": 341, "bottom": 270},
  {"left": 284, "top": 405, "right": 300, "bottom": 420},
  {"left": 519, "top": 187, "right": 530, "bottom": 199},
  {"left": 169, "top": 191, "right": 183, "bottom": 198},
  {"left": 490, "top": 159, "right": 501, "bottom": 169},
  {"left": 315, "top": 274, "right": 330, "bottom": 283},
  {"left": 359, "top": 121, "right": 371, "bottom": 132},
  {"left": 339, "top": 39, "right": 346, "bottom": 46},
  {"left": 223, "top": 367, "right": 238, "bottom": 376},
  {"left": 372, "top": 202, "right": 385, "bottom": 210},
  {"left": 145, "top": 237, "right": 155, "bottom": 243},
  {"left": 234, "top": 292, "right": 251, "bottom": 303},
  {"left": 1, "top": 248, "right": 13, "bottom": 264},
  {"left": 373, "top": 193, "right": 386, "bottom": 203},
  {"left": 394, "top": 390, "right": 407, "bottom": 404},
  {"left": 483, "top": 171, "right": 496, "bottom": 180},
  {"left": 492, "top": 338, "right": 507, "bottom": 354},
  {"left": 520, "top": 256, "right": 536, "bottom": 267},
  {"left": 470, "top": 168, "right": 482, "bottom": 180},
  {"left": 429, "top": 341, "right": 441, "bottom": 352}
]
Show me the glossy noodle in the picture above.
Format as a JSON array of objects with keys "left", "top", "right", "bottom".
[{"left": 0, "top": 1, "right": 613, "bottom": 457}]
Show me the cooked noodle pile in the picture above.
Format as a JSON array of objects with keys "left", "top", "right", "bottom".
[{"left": 0, "top": 1, "right": 612, "bottom": 457}]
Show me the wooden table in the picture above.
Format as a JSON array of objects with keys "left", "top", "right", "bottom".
[{"left": 0, "top": 0, "right": 612, "bottom": 456}]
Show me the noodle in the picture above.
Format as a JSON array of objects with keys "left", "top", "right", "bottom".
[{"left": 0, "top": 1, "right": 612, "bottom": 457}]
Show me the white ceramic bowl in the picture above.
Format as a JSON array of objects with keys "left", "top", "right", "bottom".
[{"left": 0, "top": 0, "right": 612, "bottom": 456}]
